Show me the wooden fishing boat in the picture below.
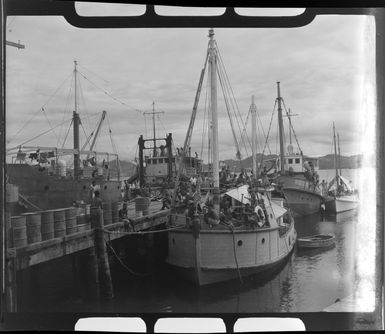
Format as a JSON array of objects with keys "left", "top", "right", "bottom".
[
  {"left": 324, "top": 194, "right": 359, "bottom": 213},
  {"left": 323, "top": 123, "right": 359, "bottom": 214},
  {"left": 166, "top": 29, "right": 297, "bottom": 286},
  {"left": 266, "top": 83, "right": 323, "bottom": 216},
  {"left": 297, "top": 234, "right": 335, "bottom": 249}
]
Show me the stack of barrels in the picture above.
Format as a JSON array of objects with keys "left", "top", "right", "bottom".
[
  {"left": 41, "top": 210, "right": 55, "bottom": 240},
  {"left": 10, "top": 216, "right": 28, "bottom": 248},
  {"left": 135, "top": 197, "right": 150, "bottom": 217},
  {"left": 9, "top": 200, "right": 127, "bottom": 248},
  {"left": 20, "top": 212, "right": 42, "bottom": 245},
  {"left": 53, "top": 208, "right": 66, "bottom": 237},
  {"left": 65, "top": 207, "right": 78, "bottom": 235},
  {"left": 76, "top": 213, "right": 91, "bottom": 232}
]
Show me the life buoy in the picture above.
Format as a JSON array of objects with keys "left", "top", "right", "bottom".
[{"left": 254, "top": 205, "right": 265, "bottom": 222}]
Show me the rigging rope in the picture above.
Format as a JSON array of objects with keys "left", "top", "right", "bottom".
[
  {"left": 77, "top": 75, "right": 92, "bottom": 134},
  {"left": 6, "top": 117, "right": 74, "bottom": 152},
  {"left": 257, "top": 100, "right": 277, "bottom": 175},
  {"left": 41, "top": 107, "right": 59, "bottom": 142},
  {"left": 61, "top": 118, "right": 73, "bottom": 150},
  {"left": 217, "top": 66, "right": 242, "bottom": 160},
  {"left": 282, "top": 99, "right": 302, "bottom": 155},
  {"left": 105, "top": 238, "right": 154, "bottom": 277},
  {"left": 215, "top": 42, "right": 250, "bottom": 158},
  {"left": 57, "top": 75, "right": 74, "bottom": 147},
  {"left": 9, "top": 71, "right": 73, "bottom": 145},
  {"left": 77, "top": 70, "right": 143, "bottom": 114}
]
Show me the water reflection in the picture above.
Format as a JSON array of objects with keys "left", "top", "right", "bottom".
[{"left": 20, "top": 209, "right": 357, "bottom": 313}]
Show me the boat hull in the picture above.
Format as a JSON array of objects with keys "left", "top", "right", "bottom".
[
  {"left": 166, "top": 223, "right": 297, "bottom": 286},
  {"left": 282, "top": 187, "right": 323, "bottom": 216},
  {"left": 7, "top": 164, "right": 121, "bottom": 211},
  {"left": 324, "top": 195, "right": 359, "bottom": 213}
]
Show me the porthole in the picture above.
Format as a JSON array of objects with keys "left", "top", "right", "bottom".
[
  {"left": 237, "top": 240, "right": 243, "bottom": 247},
  {"left": 104, "top": 185, "right": 107, "bottom": 190},
  {"left": 262, "top": 238, "right": 265, "bottom": 244}
]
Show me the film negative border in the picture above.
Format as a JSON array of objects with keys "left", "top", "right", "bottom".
[{"left": 0, "top": 1, "right": 383, "bottom": 332}]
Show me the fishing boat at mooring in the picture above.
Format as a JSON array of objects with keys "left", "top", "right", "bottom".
[
  {"left": 166, "top": 29, "right": 297, "bottom": 286},
  {"left": 6, "top": 61, "right": 122, "bottom": 213},
  {"left": 266, "top": 83, "right": 323, "bottom": 216},
  {"left": 323, "top": 123, "right": 359, "bottom": 213}
]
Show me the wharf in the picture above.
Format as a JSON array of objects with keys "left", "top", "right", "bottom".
[{"left": 7, "top": 200, "right": 170, "bottom": 271}]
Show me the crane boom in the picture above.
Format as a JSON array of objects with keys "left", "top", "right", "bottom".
[
  {"left": 171, "top": 52, "right": 209, "bottom": 206},
  {"left": 86, "top": 110, "right": 106, "bottom": 159}
]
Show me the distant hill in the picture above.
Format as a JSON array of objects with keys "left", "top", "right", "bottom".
[
  {"left": 110, "top": 159, "right": 137, "bottom": 177},
  {"left": 220, "top": 153, "right": 362, "bottom": 172},
  {"left": 112, "top": 153, "right": 362, "bottom": 179},
  {"left": 318, "top": 154, "right": 362, "bottom": 169}
]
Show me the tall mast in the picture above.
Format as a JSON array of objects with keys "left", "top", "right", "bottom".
[
  {"left": 276, "top": 82, "right": 285, "bottom": 174},
  {"left": 73, "top": 60, "right": 80, "bottom": 178},
  {"left": 288, "top": 108, "right": 292, "bottom": 145},
  {"left": 208, "top": 28, "right": 220, "bottom": 212},
  {"left": 333, "top": 122, "right": 339, "bottom": 186},
  {"left": 152, "top": 101, "right": 156, "bottom": 154},
  {"left": 144, "top": 102, "right": 164, "bottom": 157},
  {"left": 251, "top": 95, "right": 257, "bottom": 179}
]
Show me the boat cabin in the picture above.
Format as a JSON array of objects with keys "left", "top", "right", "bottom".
[{"left": 276, "top": 144, "right": 319, "bottom": 174}]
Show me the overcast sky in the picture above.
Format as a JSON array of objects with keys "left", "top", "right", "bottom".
[{"left": 5, "top": 6, "right": 375, "bottom": 162}]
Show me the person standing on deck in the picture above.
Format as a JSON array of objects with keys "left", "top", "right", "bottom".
[{"left": 89, "top": 180, "right": 101, "bottom": 199}]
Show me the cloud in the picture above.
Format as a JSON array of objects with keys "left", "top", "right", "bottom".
[{"left": 5, "top": 15, "right": 373, "bottom": 161}]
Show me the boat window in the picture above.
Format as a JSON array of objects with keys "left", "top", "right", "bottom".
[
  {"left": 158, "top": 158, "right": 163, "bottom": 164},
  {"left": 165, "top": 158, "right": 169, "bottom": 163},
  {"left": 288, "top": 158, "right": 293, "bottom": 164},
  {"left": 295, "top": 158, "right": 300, "bottom": 164},
  {"left": 172, "top": 158, "right": 175, "bottom": 163},
  {"left": 262, "top": 238, "right": 265, "bottom": 244},
  {"left": 237, "top": 240, "right": 243, "bottom": 246},
  {"left": 152, "top": 160, "right": 157, "bottom": 164}
]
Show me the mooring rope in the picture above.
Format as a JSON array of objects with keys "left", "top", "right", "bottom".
[
  {"left": 229, "top": 225, "right": 243, "bottom": 285},
  {"left": 104, "top": 238, "right": 154, "bottom": 277},
  {"left": 219, "top": 221, "right": 243, "bottom": 285},
  {"left": 102, "top": 224, "right": 186, "bottom": 236}
]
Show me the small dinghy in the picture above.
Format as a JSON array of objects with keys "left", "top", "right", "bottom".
[{"left": 297, "top": 234, "right": 335, "bottom": 249}]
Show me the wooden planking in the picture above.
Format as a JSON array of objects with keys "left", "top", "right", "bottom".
[
  {"left": 10, "top": 208, "right": 170, "bottom": 270},
  {"left": 167, "top": 231, "right": 196, "bottom": 267}
]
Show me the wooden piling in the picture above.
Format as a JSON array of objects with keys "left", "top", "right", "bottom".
[
  {"left": 5, "top": 210, "right": 18, "bottom": 312},
  {"left": 92, "top": 209, "right": 114, "bottom": 300}
]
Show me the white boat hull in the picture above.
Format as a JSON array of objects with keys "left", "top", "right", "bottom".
[
  {"left": 325, "top": 195, "right": 359, "bottom": 213},
  {"left": 166, "top": 223, "right": 297, "bottom": 286}
]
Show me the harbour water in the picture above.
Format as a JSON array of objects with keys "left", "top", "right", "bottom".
[{"left": 18, "top": 169, "right": 359, "bottom": 314}]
